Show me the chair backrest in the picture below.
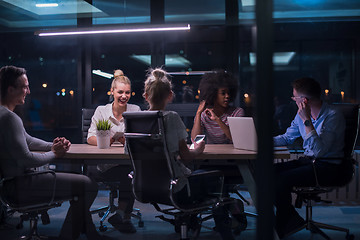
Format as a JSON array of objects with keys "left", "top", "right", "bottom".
[
  {"left": 123, "top": 111, "right": 174, "bottom": 206},
  {"left": 333, "top": 103, "right": 360, "bottom": 159},
  {"left": 329, "top": 103, "right": 360, "bottom": 186},
  {"left": 82, "top": 108, "right": 95, "bottom": 144}
]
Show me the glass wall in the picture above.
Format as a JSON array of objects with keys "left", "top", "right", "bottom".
[
  {"left": 0, "top": 32, "right": 79, "bottom": 141},
  {"left": 0, "top": 0, "right": 359, "bottom": 146}
]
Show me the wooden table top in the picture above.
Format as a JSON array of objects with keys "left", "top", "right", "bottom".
[{"left": 64, "top": 143, "right": 290, "bottom": 160}]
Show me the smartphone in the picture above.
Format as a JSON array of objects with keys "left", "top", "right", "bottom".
[
  {"left": 112, "top": 132, "right": 124, "bottom": 140},
  {"left": 205, "top": 109, "right": 212, "bottom": 117},
  {"left": 190, "top": 135, "right": 206, "bottom": 149}
]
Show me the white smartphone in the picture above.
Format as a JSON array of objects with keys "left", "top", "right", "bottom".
[{"left": 190, "top": 135, "right": 206, "bottom": 149}]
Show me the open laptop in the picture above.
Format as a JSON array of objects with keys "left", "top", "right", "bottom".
[{"left": 228, "top": 117, "right": 257, "bottom": 151}]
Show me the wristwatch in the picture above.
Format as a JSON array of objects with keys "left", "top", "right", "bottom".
[{"left": 304, "top": 119, "right": 311, "bottom": 127}]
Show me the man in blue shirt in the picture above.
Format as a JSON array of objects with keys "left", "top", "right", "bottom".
[{"left": 273, "top": 77, "right": 347, "bottom": 238}]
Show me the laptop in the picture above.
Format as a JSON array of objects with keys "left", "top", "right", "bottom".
[{"left": 228, "top": 117, "right": 257, "bottom": 151}]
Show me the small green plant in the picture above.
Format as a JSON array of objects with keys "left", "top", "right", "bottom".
[{"left": 96, "top": 119, "right": 112, "bottom": 130}]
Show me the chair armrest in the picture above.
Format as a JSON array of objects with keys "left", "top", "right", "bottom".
[
  {"left": 186, "top": 170, "right": 225, "bottom": 198},
  {"left": 188, "top": 169, "right": 224, "bottom": 179},
  {"left": 312, "top": 157, "right": 355, "bottom": 188},
  {"left": 0, "top": 170, "right": 57, "bottom": 208},
  {"left": 310, "top": 159, "right": 320, "bottom": 187}
]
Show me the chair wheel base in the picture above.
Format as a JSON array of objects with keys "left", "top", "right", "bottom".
[
  {"left": 19, "top": 235, "right": 48, "bottom": 240},
  {"left": 99, "top": 225, "right": 107, "bottom": 232}
]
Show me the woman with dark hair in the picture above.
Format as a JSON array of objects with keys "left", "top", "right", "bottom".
[
  {"left": 191, "top": 70, "right": 244, "bottom": 143},
  {"left": 0, "top": 65, "right": 114, "bottom": 240},
  {"left": 191, "top": 69, "right": 247, "bottom": 235}
]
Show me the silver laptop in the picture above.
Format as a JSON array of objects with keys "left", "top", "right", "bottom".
[{"left": 228, "top": 117, "right": 257, "bottom": 151}]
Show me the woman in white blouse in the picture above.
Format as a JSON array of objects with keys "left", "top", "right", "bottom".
[{"left": 87, "top": 69, "right": 140, "bottom": 234}]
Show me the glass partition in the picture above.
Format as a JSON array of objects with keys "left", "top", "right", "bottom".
[
  {"left": 0, "top": 0, "right": 359, "bottom": 144},
  {"left": 0, "top": 32, "right": 78, "bottom": 141}
]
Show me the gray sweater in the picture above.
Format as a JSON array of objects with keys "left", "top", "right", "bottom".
[{"left": 0, "top": 106, "right": 55, "bottom": 178}]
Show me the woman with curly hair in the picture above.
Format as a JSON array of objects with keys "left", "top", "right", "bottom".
[
  {"left": 191, "top": 69, "right": 247, "bottom": 235},
  {"left": 191, "top": 69, "right": 244, "bottom": 143}
]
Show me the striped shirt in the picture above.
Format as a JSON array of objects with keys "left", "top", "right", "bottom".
[{"left": 200, "top": 107, "right": 245, "bottom": 144}]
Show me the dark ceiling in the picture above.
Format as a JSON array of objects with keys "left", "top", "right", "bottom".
[{"left": 0, "top": 0, "right": 359, "bottom": 32}]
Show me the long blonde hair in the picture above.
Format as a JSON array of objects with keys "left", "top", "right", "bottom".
[
  {"left": 143, "top": 68, "right": 173, "bottom": 109},
  {"left": 111, "top": 69, "right": 131, "bottom": 90}
]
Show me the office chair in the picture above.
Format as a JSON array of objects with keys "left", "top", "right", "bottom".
[
  {"left": 82, "top": 108, "right": 143, "bottom": 232},
  {"left": 123, "top": 111, "right": 232, "bottom": 240},
  {"left": 0, "top": 171, "right": 68, "bottom": 240},
  {"left": 291, "top": 103, "right": 359, "bottom": 240}
]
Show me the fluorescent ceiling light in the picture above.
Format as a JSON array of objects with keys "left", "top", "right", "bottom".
[
  {"left": 92, "top": 70, "right": 113, "bottom": 79},
  {"left": 130, "top": 54, "right": 191, "bottom": 67},
  {"left": 240, "top": 0, "right": 255, "bottom": 12},
  {"left": 35, "top": 24, "right": 190, "bottom": 37},
  {"left": 249, "top": 52, "right": 296, "bottom": 66},
  {"left": 241, "top": 0, "right": 255, "bottom": 7},
  {"left": 273, "top": 52, "right": 296, "bottom": 65},
  {"left": 35, "top": 3, "right": 59, "bottom": 8}
]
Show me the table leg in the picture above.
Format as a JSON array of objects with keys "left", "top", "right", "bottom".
[
  {"left": 236, "top": 161, "right": 256, "bottom": 206},
  {"left": 237, "top": 161, "right": 280, "bottom": 240}
]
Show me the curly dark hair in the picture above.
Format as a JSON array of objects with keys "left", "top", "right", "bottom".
[{"left": 198, "top": 69, "right": 238, "bottom": 106}]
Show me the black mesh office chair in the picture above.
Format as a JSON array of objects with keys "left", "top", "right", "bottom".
[
  {"left": 82, "top": 108, "right": 143, "bottom": 232},
  {"left": 291, "top": 103, "right": 359, "bottom": 240},
  {"left": 0, "top": 171, "right": 69, "bottom": 240},
  {"left": 123, "top": 111, "right": 231, "bottom": 240}
]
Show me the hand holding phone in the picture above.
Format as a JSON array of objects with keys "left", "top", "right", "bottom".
[
  {"left": 190, "top": 135, "right": 206, "bottom": 149},
  {"left": 112, "top": 132, "right": 124, "bottom": 141}
]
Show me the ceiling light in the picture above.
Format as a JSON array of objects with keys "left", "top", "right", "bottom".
[
  {"left": 35, "top": 3, "right": 59, "bottom": 8},
  {"left": 249, "top": 52, "right": 296, "bottom": 66},
  {"left": 130, "top": 54, "right": 191, "bottom": 67},
  {"left": 35, "top": 24, "right": 190, "bottom": 37},
  {"left": 3, "top": 0, "right": 102, "bottom": 16},
  {"left": 92, "top": 70, "right": 113, "bottom": 79},
  {"left": 241, "top": 0, "right": 255, "bottom": 7}
]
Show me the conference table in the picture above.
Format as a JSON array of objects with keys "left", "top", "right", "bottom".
[{"left": 60, "top": 143, "right": 290, "bottom": 206}]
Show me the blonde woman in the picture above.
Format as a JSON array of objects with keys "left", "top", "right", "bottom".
[
  {"left": 87, "top": 69, "right": 140, "bottom": 233},
  {"left": 143, "top": 68, "right": 235, "bottom": 240}
]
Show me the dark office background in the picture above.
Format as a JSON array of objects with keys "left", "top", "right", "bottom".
[{"left": 0, "top": 0, "right": 359, "bottom": 144}]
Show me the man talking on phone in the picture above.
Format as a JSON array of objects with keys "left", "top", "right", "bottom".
[{"left": 273, "top": 77, "right": 347, "bottom": 238}]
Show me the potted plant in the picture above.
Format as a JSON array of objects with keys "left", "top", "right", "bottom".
[{"left": 96, "top": 119, "right": 112, "bottom": 149}]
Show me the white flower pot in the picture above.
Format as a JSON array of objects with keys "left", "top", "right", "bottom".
[{"left": 96, "top": 130, "right": 111, "bottom": 149}]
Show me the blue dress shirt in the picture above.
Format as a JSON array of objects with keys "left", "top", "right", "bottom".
[{"left": 274, "top": 103, "right": 345, "bottom": 161}]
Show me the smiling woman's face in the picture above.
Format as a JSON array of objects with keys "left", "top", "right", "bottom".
[{"left": 111, "top": 82, "right": 131, "bottom": 107}]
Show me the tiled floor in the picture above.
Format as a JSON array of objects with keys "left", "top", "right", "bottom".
[{"left": 1, "top": 190, "right": 360, "bottom": 240}]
